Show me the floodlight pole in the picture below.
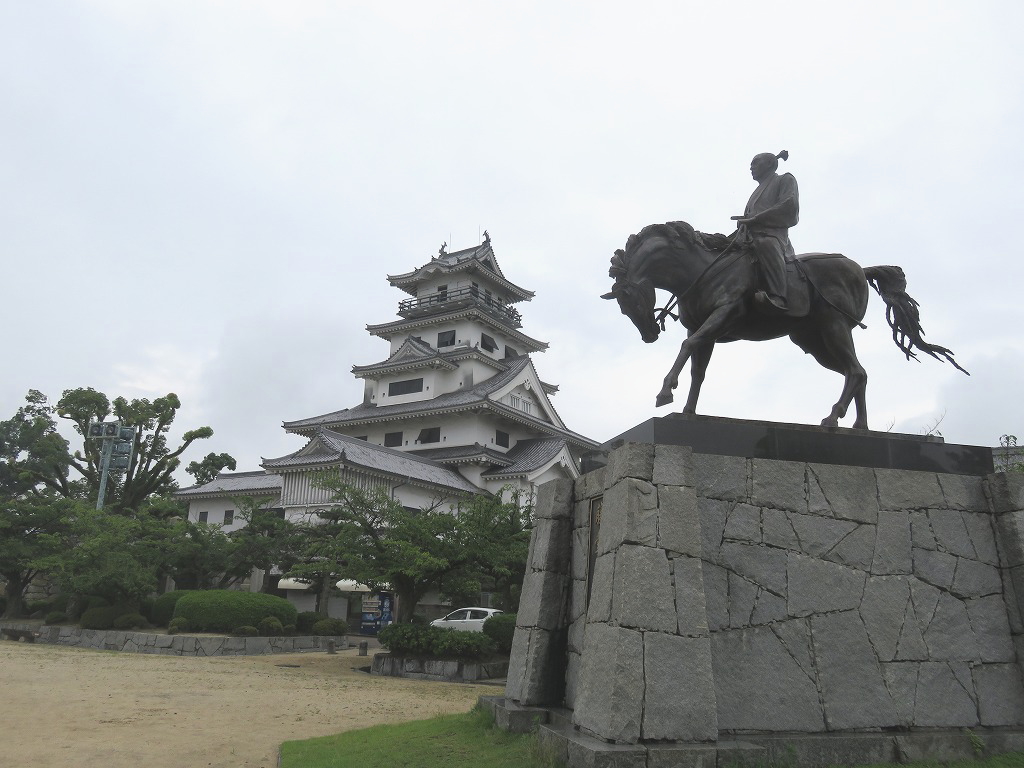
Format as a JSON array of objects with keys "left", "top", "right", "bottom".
[{"left": 96, "top": 438, "right": 114, "bottom": 510}]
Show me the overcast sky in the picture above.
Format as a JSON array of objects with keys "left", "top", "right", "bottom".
[{"left": 2, "top": 1, "right": 1022, "bottom": 480}]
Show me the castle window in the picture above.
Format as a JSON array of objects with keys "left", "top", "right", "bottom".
[
  {"left": 504, "top": 346, "right": 519, "bottom": 359},
  {"left": 496, "top": 430, "right": 510, "bottom": 448},
  {"left": 384, "top": 431, "right": 403, "bottom": 447},
  {"left": 438, "top": 330, "right": 456, "bottom": 348},
  {"left": 223, "top": 510, "right": 234, "bottom": 526},
  {"left": 198, "top": 511, "right": 208, "bottom": 523},
  {"left": 481, "top": 334, "right": 497, "bottom": 353},
  {"left": 437, "top": 284, "right": 448, "bottom": 302},
  {"left": 418, "top": 427, "right": 441, "bottom": 444},
  {"left": 389, "top": 378, "right": 424, "bottom": 396}
]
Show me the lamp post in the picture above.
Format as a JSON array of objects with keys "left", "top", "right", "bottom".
[{"left": 86, "top": 421, "right": 137, "bottom": 510}]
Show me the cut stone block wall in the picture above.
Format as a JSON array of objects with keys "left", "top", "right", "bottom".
[{"left": 506, "top": 441, "right": 1024, "bottom": 745}]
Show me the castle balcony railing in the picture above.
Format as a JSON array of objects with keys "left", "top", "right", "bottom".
[{"left": 397, "top": 286, "right": 523, "bottom": 327}]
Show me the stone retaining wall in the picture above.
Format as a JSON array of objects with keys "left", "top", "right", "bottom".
[
  {"left": 0, "top": 622, "right": 345, "bottom": 656},
  {"left": 505, "top": 440, "right": 1024, "bottom": 757},
  {"left": 371, "top": 652, "right": 507, "bottom": 683}
]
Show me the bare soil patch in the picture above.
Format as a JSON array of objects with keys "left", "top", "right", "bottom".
[{"left": 0, "top": 640, "right": 494, "bottom": 768}]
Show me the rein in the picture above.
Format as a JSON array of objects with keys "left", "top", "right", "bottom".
[{"left": 653, "top": 232, "right": 742, "bottom": 330}]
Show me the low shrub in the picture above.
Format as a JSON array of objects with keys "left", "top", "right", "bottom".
[
  {"left": 113, "top": 613, "right": 150, "bottom": 630},
  {"left": 138, "top": 597, "right": 155, "bottom": 623},
  {"left": 430, "top": 629, "right": 495, "bottom": 660},
  {"left": 152, "top": 590, "right": 195, "bottom": 627},
  {"left": 311, "top": 618, "right": 348, "bottom": 636},
  {"left": 284, "top": 624, "right": 297, "bottom": 635},
  {"left": 232, "top": 625, "right": 258, "bottom": 636},
  {"left": 378, "top": 624, "right": 495, "bottom": 660},
  {"left": 296, "top": 611, "right": 322, "bottom": 634},
  {"left": 168, "top": 616, "right": 190, "bottom": 635},
  {"left": 482, "top": 612, "right": 516, "bottom": 654},
  {"left": 45, "top": 611, "right": 68, "bottom": 625},
  {"left": 172, "top": 590, "right": 297, "bottom": 633},
  {"left": 259, "top": 616, "right": 284, "bottom": 636},
  {"left": 80, "top": 605, "right": 121, "bottom": 630}
]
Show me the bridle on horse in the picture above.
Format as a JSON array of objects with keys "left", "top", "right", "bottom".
[{"left": 652, "top": 232, "right": 743, "bottom": 331}]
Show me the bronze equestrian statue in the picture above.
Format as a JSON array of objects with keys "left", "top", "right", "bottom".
[{"left": 602, "top": 151, "right": 967, "bottom": 430}]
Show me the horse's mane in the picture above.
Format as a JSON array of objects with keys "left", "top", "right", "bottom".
[{"left": 609, "top": 221, "right": 733, "bottom": 278}]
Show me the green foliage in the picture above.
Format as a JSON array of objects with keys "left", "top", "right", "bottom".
[
  {"left": 0, "top": 496, "right": 76, "bottom": 618},
  {"left": 378, "top": 624, "right": 495, "bottom": 659},
  {"left": 152, "top": 591, "right": 194, "bottom": 627},
  {"left": 49, "top": 505, "right": 165, "bottom": 606},
  {"left": 172, "top": 589, "right": 297, "bottom": 633},
  {"left": 168, "top": 616, "right": 189, "bottom": 634},
  {"left": 258, "top": 616, "right": 284, "bottom": 636},
  {"left": 483, "top": 612, "right": 516, "bottom": 654},
  {"left": 296, "top": 611, "right": 322, "bottom": 633},
  {"left": 232, "top": 625, "right": 258, "bottom": 636},
  {"left": 45, "top": 610, "right": 68, "bottom": 624},
  {"left": 112, "top": 612, "right": 150, "bottom": 630},
  {"left": 79, "top": 605, "right": 121, "bottom": 630},
  {"left": 311, "top": 618, "right": 348, "bottom": 636},
  {"left": 185, "top": 452, "right": 238, "bottom": 487}
]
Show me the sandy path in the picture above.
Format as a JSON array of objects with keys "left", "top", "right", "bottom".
[{"left": 0, "top": 640, "right": 495, "bottom": 768}]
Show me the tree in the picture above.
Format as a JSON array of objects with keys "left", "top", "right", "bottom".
[
  {"left": 227, "top": 496, "right": 303, "bottom": 594},
  {"left": 186, "top": 452, "right": 238, "bottom": 487},
  {"left": 46, "top": 505, "right": 168, "bottom": 608},
  {"left": 0, "top": 495, "right": 74, "bottom": 618},
  {"left": 1, "top": 388, "right": 234, "bottom": 513},
  {"left": 454, "top": 489, "right": 532, "bottom": 611},
  {"left": 297, "top": 477, "right": 473, "bottom": 623},
  {"left": 0, "top": 390, "right": 74, "bottom": 499}
]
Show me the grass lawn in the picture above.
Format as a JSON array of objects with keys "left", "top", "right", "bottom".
[
  {"left": 281, "top": 708, "right": 1024, "bottom": 768},
  {"left": 278, "top": 707, "right": 551, "bottom": 768}
]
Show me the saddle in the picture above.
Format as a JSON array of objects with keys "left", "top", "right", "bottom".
[{"left": 757, "top": 252, "right": 844, "bottom": 318}]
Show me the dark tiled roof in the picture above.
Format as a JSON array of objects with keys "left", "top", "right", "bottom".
[
  {"left": 284, "top": 355, "right": 532, "bottom": 429},
  {"left": 365, "top": 306, "right": 548, "bottom": 352},
  {"left": 176, "top": 471, "right": 282, "bottom": 498},
  {"left": 408, "top": 444, "right": 514, "bottom": 467},
  {"left": 351, "top": 336, "right": 458, "bottom": 376},
  {"left": 387, "top": 241, "right": 534, "bottom": 302},
  {"left": 481, "top": 438, "right": 570, "bottom": 478},
  {"left": 262, "top": 430, "right": 481, "bottom": 495}
]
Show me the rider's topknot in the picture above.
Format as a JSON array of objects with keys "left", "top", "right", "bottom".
[{"left": 776, "top": 150, "right": 789, "bottom": 162}]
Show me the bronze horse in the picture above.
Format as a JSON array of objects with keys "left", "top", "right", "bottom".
[{"left": 602, "top": 221, "right": 966, "bottom": 429}]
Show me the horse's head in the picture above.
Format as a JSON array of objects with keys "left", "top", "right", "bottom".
[{"left": 602, "top": 276, "right": 660, "bottom": 343}]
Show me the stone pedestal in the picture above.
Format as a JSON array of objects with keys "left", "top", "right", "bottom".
[{"left": 497, "top": 417, "right": 1024, "bottom": 767}]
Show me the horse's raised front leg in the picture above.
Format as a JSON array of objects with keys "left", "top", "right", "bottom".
[
  {"left": 656, "top": 306, "right": 736, "bottom": 407},
  {"left": 681, "top": 340, "right": 715, "bottom": 415}
]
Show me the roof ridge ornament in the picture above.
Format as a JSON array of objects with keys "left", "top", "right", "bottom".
[{"left": 439, "top": 242, "right": 447, "bottom": 256}]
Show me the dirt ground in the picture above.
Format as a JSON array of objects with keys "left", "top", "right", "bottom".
[{"left": 0, "top": 639, "right": 496, "bottom": 768}]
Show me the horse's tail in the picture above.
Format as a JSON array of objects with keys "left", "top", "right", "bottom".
[{"left": 863, "top": 265, "right": 969, "bottom": 375}]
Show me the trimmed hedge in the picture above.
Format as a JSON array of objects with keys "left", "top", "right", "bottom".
[
  {"left": 152, "top": 590, "right": 195, "bottom": 627},
  {"left": 80, "top": 606, "right": 122, "bottom": 630},
  {"left": 311, "top": 618, "right": 348, "bottom": 636},
  {"left": 296, "top": 611, "right": 322, "bottom": 634},
  {"left": 483, "top": 612, "right": 516, "bottom": 654},
  {"left": 112, "top": 613, "right": 150, "bottom": 630},
  {"left": 259, "top": 616, "right": 284, "bottom": 636},
  {"left": 172, "top": 590, "right": 297, "bottom": 633},
  {"left": 232, "top": 625, "right": 258, "bottom": 636},
  {"left": 378, "top": 624, "right": 496, "bottom": 660},
  {"left": 45, "top": 610, "right": 68, "bottom": 625},
  {"left": 168, "top": 616, "right": 189, "bottom": 634}
]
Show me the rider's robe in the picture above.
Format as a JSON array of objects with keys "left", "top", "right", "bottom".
[
  {"left": 743, "top": 172, "right": 799, "bottom": 301},
  {"left": 744, "top": 172, "right": 799, "bottom": 258}
]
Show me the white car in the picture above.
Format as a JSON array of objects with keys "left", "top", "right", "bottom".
[{"left": 430, "top": 607, "right": 502, "bottom": 632}]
